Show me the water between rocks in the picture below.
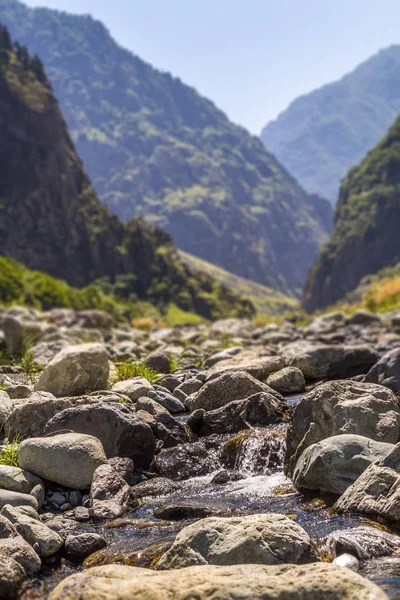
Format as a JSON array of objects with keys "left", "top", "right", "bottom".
[{"left": 21, "top": 394, "right": 400, "bottom": 599}]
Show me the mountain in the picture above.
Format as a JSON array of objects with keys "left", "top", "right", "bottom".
[
  {"left": 303, "top": 115, "right": 400, "bottom": 312},
  {"left": 261, "top": 46, "right": 400, "bottom": 204},
  {"left": 0, "top": 0, "right": 332, "bottom": 296},
  {"left": 0, "top": 25, "right": 253, "bottom": 320}
]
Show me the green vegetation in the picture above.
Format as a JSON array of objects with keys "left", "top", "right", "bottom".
[
  {"left": 0, "top": 0, "right": 332, "bottom": 295},
  {"left": 112, "top": 362, "right": 159, "bottom": 385},
  {"left": 0, "top": 431, "right": 21, "bottom": 467},
  {"left": 262, "top": 45, "right": 400, "bottom": 203},
  {"left": 166, "top": 304, "right": 204, "bottom": 327},
  {"left": 303, "top": 116, "right": 400, "bottom": 312}
]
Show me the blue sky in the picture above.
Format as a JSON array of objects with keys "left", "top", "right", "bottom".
[{"left": 24, "top": 0, "right": 400, "bottom": 133}]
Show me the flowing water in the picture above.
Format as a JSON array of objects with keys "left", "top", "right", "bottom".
[{"left": 21, "top": 418, "right": 400, "bottom": 599}]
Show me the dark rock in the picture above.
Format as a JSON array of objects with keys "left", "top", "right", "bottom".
[
  {"left": 154, "top": 502, "right": 229, "bottom": 521},
  {"left": 365, "top": 348, "right": 400, "bottom": 394},
  {"left": 65, "top": 533, "right": 107, "bottom": 560},
  {"left": 156, "top": 441, "right": 220, "bottom": 480},
  {"left": 144, "top": 351, "right": 171, "bottom": 374}
]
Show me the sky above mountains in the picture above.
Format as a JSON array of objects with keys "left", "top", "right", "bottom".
[{"left": 24, "top": 0, "right": 400, "bottom": 133}]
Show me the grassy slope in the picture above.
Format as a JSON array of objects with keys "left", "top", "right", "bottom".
[{"left": 180, "top": 251, "right": 298, "bottom": 315}]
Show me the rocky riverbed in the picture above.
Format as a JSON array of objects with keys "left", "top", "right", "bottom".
[{"left": 1, "top": 307, "right": 400, "bottom": 598}]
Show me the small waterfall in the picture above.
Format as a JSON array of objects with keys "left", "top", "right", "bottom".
[{"left": 235, "top": 425, "right": 287, "bottom": 476}]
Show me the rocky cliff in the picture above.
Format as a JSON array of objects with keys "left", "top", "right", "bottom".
[
  {"left": 303, "top": 115, "right": 400, "bottom": 312},
  {"left": 0, "top": 26, "right": 253, "bottom": 319}
]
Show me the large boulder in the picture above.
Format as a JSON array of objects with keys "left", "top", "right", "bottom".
[
  {"left": 281, "top": 342, "right": 379, "bottom": 380},
  {"left": 18, "top": 433, "right": 107, "bottom": 490},
  {"left": 48, "top": 563, "right": 387, "bottom": 600},
  {"left": 205, "top": 351, "right": 284, "bottom": 380},
  {"left": 156, "top": 514, "right": 314, "bottom": 569},
  {"left": 365, "top": 348, "right": 400, "bottom": 394},
  {"left": 293, "top": 434, "right": 394, "bottom": 495},
  {"left": 44, "top": 403, "right": 156, "bottom": 468},
  {"left": 1, "top": 505, "right": 63, "bottom": 558},
  {"left": 4, "top": 392, "right": 107, "bottom": 439},
  {"left": 335, "top": 443, "right": 400, "bottom": 520},
  {"left": 189, "top": 371, "right": 283, "bottom": 412},
  {"left": 193, "top": 392, "right": 286, "bottom": 436},
  {"left": 322, "top": 526, "right": 400, "bottom": 561},
  {"left": 156, "top": 440, "right": 220, "bottom": 480},
  {"left": 34, "top": 343, "right": 109, "bottom": 397},
  {"left": 285, "top": 380, "right": 400, "bottom": 477}
]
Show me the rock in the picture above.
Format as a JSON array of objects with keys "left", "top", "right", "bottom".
[
  {"left": 335, "top": 443, "right": 400, "bottom": 520},
  {"left": 206, "top": 351, "right": 284, "bottom": 380},
  {"left": 0, "top": 536, "right": 41, "bottom": 575},
  {"left": 195, "top": 392, "right": 286, "bottom": 436},
  {"left": 47, "top": 563, "right": 388, "bottom": 600},
  {"left": 90, "top": 464, "right": 138, "bottom": 520},
  {"left": 204, "top": 347, "right": 243, "bottom": 368},
  {"left": 65, "top": 533, "right": 107, "bottom": 560},
  {"left": 147, "top": 389, "right": 185, "bottom": 413},
  {"left": 144, "top": 351, "right": 171, "bottom": 373},
  {"left": 346, "top": 310, "right": 382, "bottom": 327},
  {"left": 0, "top": 465, "right": 43, "bottom": 495},
  {"left": 6, "top": 385, "right": 31, "bottom": 399},
  {"left": 74, "top": 507, "right": 90, "bottom": 522},
  {"left": 0, "top": 514, "right": 18, "bottom": 538},
  {"left": 1, "top": 505, "right": 63, "bottom": 557},
  {"left": 365, "top": 348, "right": 400, "bottom": 394},
  {"left": 4, "top": 391, "right": 104, "bottom": 439},
  {"left": 156, "top": 513, "right": 313, "bottom": 568},
  {"left": 34, "top": 343, "right": 109, "bottom": 397},
  {"left": 323, "top": 526, "right": 400, "bottom": 560},
  {"left": 293, "top": 434, "right": 394, "bottom": 495},
  {"left": 0, "top": 391, "right": 13, "bottom": 427},
  {"left": 285, "top": 380, "right": 400, "bottom": 477},
  {"left": 156, "top": 440, "right": 220, "bottom": 480},
  {"left": 332, "top": 554, "right": 359, "bottom": 569},
  {"left": 266, "top": 367, "right": 305, "bottom": 394},
  {"left": 189, "top": 371, "right": 282, "bottom": 412},
  {"left": 210, "top": 318, "right": 254, "bottom": 339},
  {"left": 172, "top": 378, "right": 203, "bottom": 397},
  {"left": 154, "top": 503, "right": 227, "bottom": 521},
  {"left": 112, "top": 377, "right": 153, "bottom": 401},
  {"left": 107, "top": 457, "right": 135, "bottom": 485},
  {"left": 156, "top": 374, "right": 181, "bottom": 392},
  {"left": 0, "top": 490, "right": 38, "bottom": 511},
  {"left": 130, "top": 477, "right": 178, "bottom": 500},
  {"left": 136, "top": 397, "right": 190, "bottom": 447},
  {"left": 44, "top": 403, "right": 156, "bottom": 468},
  {"left": 281, "top": 342, "right": 379, "bottom": 380},
  {"left": 3, "top": 315, "right": 51, "bottom": 355},
  {"left": 18, "top": 433, "right": 107, "bottom": 490},
  {"left": 0, "top": 555, "right": 25, "bottom": 600}
]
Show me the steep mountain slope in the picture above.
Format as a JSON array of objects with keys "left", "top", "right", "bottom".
[
  {"left": 303, "top": 116, "right": 400, "bottom": 312},
  {"left": 0, "top": 26, "right": 253, "bottom": 319},
  {"left": 261, "top": 46, "right": 400, "bottom": 203},
  {"left": 0, "top": 0, "right": 332, "bottom": 295}
]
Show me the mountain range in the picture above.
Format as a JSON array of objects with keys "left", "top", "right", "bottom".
[
  {"left": 0, "top": 0, "right": 332, "bottom": 296},
  {"left": 261, "top": 46, "right": 400, "bottom": 204},
  {"left": 0, "top": 25, "right": 253, "bottom": 320}
]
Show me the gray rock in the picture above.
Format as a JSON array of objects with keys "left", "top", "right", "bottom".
[
  {"left": 173, "top": 378, "right": 203, "bottom": 397},
  {"left": 3, "top": 315, "right": 51, "bottom": 355},
  {"left": 323, "top": 526, "right": 400, "bottom": 560},
  {"left": 1, "top": 505, "right": 63, "bottom": 557},
  {"left": 107, "top": 457, "right": 135, "bottom": 485},
  {"left": 195, "top": 392, "right": 286, "bottom": 436},
  {"left": 204, "top": 347, "right": 243, "bottom": 369},
  {"left": 65, "top": 533, "right": 107, "bottom": 560},
  {"left": 0, "top": 514, "right": 18, "bottom": 538},
  {"left": 0, "top": 536, "right": 41, "bottom": 576},
  {"left": 74, "top": 507, "right": 90, "bottom": 522},
  {"left": 112, "top": 377, "right": 153, "bottom": 402},
  {"left": 156, "top": 441, "right": 220, "bottom": 480},
  {"left": 47, "top": 563, "right": 388, "bottom": 600},
  {"left": 0, "top": 466, "right": 42, "bottom": 495},
  {"left": 0, "top": 391, "right": 13, "bottom": 427},
  {"left": 147, "top": 389, "right": 185, "bottom": 413},
  {"left": 189, "top": 371, "right": 283, "bottom": 412},
  {"left": 144, "top": 351, "right": 171, "bottom": 373},
  {"left": 335, "top": 443, "right": 400, "bottom": 520},
  {"left": 293, "top": 434, "right": 394, "bottom": 495},
  {"left": 365, "top": 348, "right": 400, "bottom": 394},
  {"left": 0, "top": 555, "right": 25, "bottom": 599},
  {"left": 6, "top": 385, "right": 31, "bottom": 399},
  {"left": 156, "top": 374, "right": 182, "bottom": 392},
  {"left": 156, "top": 513, "right": 313, "bottom": 569},
  {"left": 18, "top": 433, "right": 107, "bottom": 490},
  {"left": 34, "top": 343, "right": 109, "bottom": 397},
  {"left": 281, "top": 342, "right": 379, "bottom": 380},
  {"left": 130, "top": 477, "right": 178, "bottom": 500},
  {"left": 69, "top": 490, "right": 82, "bottom": 508},
  {"left": 90, "top": 464, "right": 138, "bottom": 520},
  {"left": 266, "top": 367, "right": 305, "bottom": 394},
  {"left": 0, "top": 490, "right": 38, "bottom": 511},
  {"left": 285, "top": 380, "right": 400, "bottom": 477},
  {"left": 346, "top": 310, "right": 383, "bottom": 327},
  {"left": 210, "top": 319, "right": 254, "bottom": 339},
  {"left": 44, "top": 403, "right": 156, "bottom": 469},
  {"left": 205, "top": 351, "right": 284, "bottom": 380},
  {"left": 136, "top": 397, "right": 190, "bottom": 447}
]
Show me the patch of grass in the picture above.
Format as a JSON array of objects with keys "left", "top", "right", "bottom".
[
  {"left": 169, "top": 356, "right": 179, "bottom": 373},
  {"left": 166, "top": 304, "right": 204, "bottom": 327},
  {"left": 112, "top": 361, "right": 159, "bottom": 385},
  {"left": 131, "top": 318, "right": 156, "bottom": 331},
  {"left": 0, "top": 431, "right": 22, "bottom": 467},
  {"left": 19, "top": 338, "right": 43, "bottom": 383}
]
